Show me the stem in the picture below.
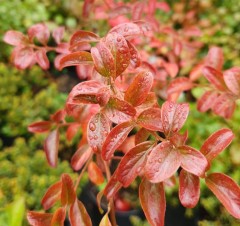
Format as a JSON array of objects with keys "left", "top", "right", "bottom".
[{"left": 103, "top": 160, "right": 117, "bottom": 226}]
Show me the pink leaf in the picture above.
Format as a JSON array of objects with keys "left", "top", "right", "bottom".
[
  {"left": 102, "top": 121, "right": 135, "bottom": 161},
  {"left": 69, "top": 199, "right": 92, "bottom": 226},
  {"left": 161, "top": 101, "right": 189, "bottom": 136},
  {"left": 167, "top": 77, "right": 194, "bottom": 95},
  {"left": 145, "top": 141, "right": 181, "bottom": 183},
  {"left": 35, "top": 49, "right": 49, "bottom": 70},
  {"left": 197, "top": 90, "right": 218, "bottom": 112},
  {"left": 124, "top": 71, "right": 153, "bottom": 106},
  {"left": 28, "top": 23, "right": 50, "bottom": 45},
  {"left": 139, "top": 179, "right": 166, "bottom": 226},
  {"left": 135, "top": 128, "right": 150, "bottom": 145},
  {"left": 59, "top": 51, "right": 93, "bottom": 69},
  {"left": 70, "top": 30, "right": 99, "bottom": 46},
  {"left": 163, "top": 62, "right": 179, "bottom": 78},
  {"left": 223, "top": 67, "right": 240, "bottom": 95},
  {"left": 190, "top": 63, "right": 204, "bottom": 81},
  {"left": 3, "top": 30, "right": 28, "bottom": 46},
  {"left": 88, "top": 161, "right": 105, "bottom": 185},
  {"left": 137, "top": 108, "right": 163, "bottom": 131},
  {"left": 205, "top": 47, "right": 224, "bottom": 71},
  {"left": 41, "top": 181, "right": 62, "bottom": 210},
  {"left": 206, "top": 173, "right": 240, "bottom": 219},
  {"left": 87, "top": 113, "right": 110, "bottom": 152},
  {"left": 179, "top": 170, "right": 200, "bottom": 208},
  {"left": 169, "top": 131, "right": 188, "bottom": 148},
  {"left": 66, "top": 123, "right": 80, "bottom": 142},
  {"left": 12, "top": 47, "right": 35, "bottom": 69},
  {"left": 28, "top": 121, "right": 52, "bottom": 133},
  {"left": 126, "top": 40, "right": 141, "bottom": 68},
  {"left": 52, "top": 27, "right": 65, "bottom": 44},
  {"left": 71, "top": 145, "right": 92, "bottom": 171},
  {"left": 44, "top": 129, "right": 59, "bottom": 167},
  {"left": 180, "top": 145, "right": 208, "bottom": 177},
  {"left": 117, "top": 141, "right": 154, "bottom": 187},
  {"left": 27, "top": 211, "right": 53, "bottom": 226},
  {"left": 76, "top": 64, "right": 93, "bottom": 80},
  {"left": 61, "top": 174, "right": 76, "bottom": 206},
  {"left": 200, "top": 128, "right": 234, "bottom": 163},
  {"left": 50, "top": 207, "right": 66, "bottom": 226}
]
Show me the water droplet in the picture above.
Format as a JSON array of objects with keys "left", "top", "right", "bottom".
[
  {"left": 89, "top": 122, "right": 96, "bottom": 131},
  {"left": 117, "top": 36, "right": 122, "bottom": 42},
  {"left": 124, "top": 26, "right": 129, "bottom": 32},
  {"left": 94, "top": 135, "right": 98, "bottom": 140},
  {"left": 158, "top": 158, "right": 162, "bottom": 163}
]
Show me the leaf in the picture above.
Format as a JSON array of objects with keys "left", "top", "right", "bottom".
[
  {"left": 91, "top": 42, "right": 116, "bottom": 78},
  {"left": 41, "top": 181, "right": 62, "bottom": 210},
  {"left": 223, "top": 67, "right": 240, "bottom": 95},
  {"left": 124, "top": 71, "right": 153, "bottom": 107},
  {"left": 137, "top": 108, "right": 163, "bottom": 131},
  {"left": 52, "top": 27, "right": 65, "bottom": 44},
  {"left": 205, "top": 173, "right": 240, "bottom": 219},
  {"left": 197, "top": 90, "right": 218, "bottom": 112},
  {"left": 167, "top": 77, "right": 194, "bottom": 95},
  {"left": 99, "top": 213, "right": 112, "bottom": 226},
  {"left": 145, "top": 141, "right": 181, "bottom": 183},
  {"left": 127, "top": 40, "right": 141, "bottom": 68},
  {"left": 161, "top": 101, "right": 189, "bottom": 136},
  {"left": 200, "top": 128, "right": 234, "bottom": 163},
  {"left": 139, "top": 179, "right": 166, "bottom": 226},
  {"left": 51, "top": 109, "right": 66, "bottom": 123},
  {"left": 12, "top": 47, "right": 35, "bottom": 69},
  {"left": 212, "top": 93, "right": 236, "bottom": 118},
  {"left": 69, "top": 41, "right": 92, "bottom": 52},
  {"left": 28, "top": 121, "right": 52, "bottom": 133},
  {"left": 71, "top": 145, "right": 92, "bottom": 171},
  {"left": 59, "top": 51, "right": 93, "bottom": 69},
  {"left": 44, "top": 129, "right": 59, "bottom": 167},
  {"left": 202, "top": 66, "right": 226, "bottom": 91},
  {"left": 88, "top": 162, "right": 105, "bottom": 185},
  {"left": 180, "top": 145, "right": 208, "bottom": 177},
  {"left": 135, "top": 128, "right": 150, "bottom": 145},
  {"left": 117, "top": 141, "right": 153, "bottom": 187},
  {"left": 66, "top": 123, "right": 80, "bottom": 142},
  {"left": 163, "top": 62, "right": 179, "bottom": 78},
  {"left": 70, "top": 30, "right": 99, "bottom": 46},
  {"left": 104, "top": 33, "right": 130, "bottom": 77},
  {"left": 3, "top": 30, "right": 28, "bottom": 46},
  {"left": 205, "top": 47, "right": 224, "bottom": 71},
  {"left": 27, "top": 211, "right": 53, "bottom": 226},
  {"left": 87, "top": 113, "right": 110, "bottom": 152},
  {"left": 190, "top": 63, "right": 204, "bottom": 81},
  {"left": 82, "top": 0, "right": 94, "bottom": 17},
  {"left": 179, "top": 170, "right": 200, "bottom": 208},
  {"left": 102, "top": 121, "right": 135, "bottom": 161},
  {"left": 69, "top": 199, "right": 92, "bottom": 226},
  {"left": 61, "top": 174, "right": 76, "bottom": 206},
  {"left": 28, "top": 23, "right": 50, "bottom": 45},
  {"left": 50, "top": 207, "right": 66, "bottom": 226},
  {"left": 35, "top": 49, "right": 50, "bottom": 70}
]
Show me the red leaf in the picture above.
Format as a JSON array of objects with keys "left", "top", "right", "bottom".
[
  {"left": 135, "top": 128, "right": 150, "bottom": 145},
  {"left": 35, "top": 49, "right": 49, "bottom": 70},
  {"left": 52, "top": 27, "right": 65, "bottom": 44},
  {"left": 117, "top": 141, "right": 153, "bottom": 187},
  {"left": 59, "top": 51, "right": 93, "bottom": 69},
  {"left": 51, "top": 207, "right": 66, "bottom": 226},
  {"left": 190, "top": 63, "right": 204, "bottom": 81},
  {"left": 163, "top": 62, "right": 179, "bottom": 78},
  {"left": 76, "top": 64, "right": 93, "bottom": 80},
  {"left": 70, "top": 30, "right": 99, "bottom": 46},
  {"left": 167, "top": 77, "right": 194, "bottom": 95},
  {"left": 180, "top": 145, "right": 208, "bottom": 177},
  {"left": 66, "top": 123, "right": 80, "bottom": 142},
  {"left": 145, "top": 141, "right": 181, "bottom": 183},
  {"left": 169, "top": 131, "right": 188, "bottom": 148},
  {"left": 202, "top": 66, "right": 226, "bottom": 91},
  {"left": 124, "top": 71, "right": 153, "bottom": 107},
  {"left": 3, "top": 30, "right": 28, "bottom": 46},
  {"left": 179, "top": 170, "right": 200, "bottom": 208},
  {"left": 197, "top": 90, "right": 218, "bottom": 112},
  {"left": 87, "top": 112, "right": 110, "bottom": 152},
  {"left": 102, "top": 121, "right": 135, "bottom": 161},
  {"left": 205, "top": 47, "right": 224, "bottom": 71},
  {"left": 88, "top": 162, "right": 105, "bottom": 185},
  {"left": 99, "top": 213, "right": 112, "bottom": 226},
  {"left": 82, "top": 0, "right": 94, "bottom": 17},
  {"left": 61, "top": 174, "right": 76, "bottom": 206},
  {"left": 44, "top": 129, "right": 59, "bottom": 167},
  {"left": 127, "top": 40, "right": 141, "bottom": 68},
  {"left": 139, "top": 179, "right": 166, "bottom": 226},
  {"left": 41, "top": 181, "right": 62, "bottom": 210},
  {"left": 69, "top": 41, "right": 92, "bottom": 52},
  {"left": 51, "top": 109, "right": 66, "bottom": 123},
  {"left": 27, "top": 211, "right": 53, "bottom": 226},
  {"left": 28, "top": 23, "right": 50, "bottom": 45},
  {"left": 28, "top": 121, "right": 52, "bottom": 133},
  {"left": 137, "top": 108, "right": 163, "bottom": 131},
  {"left": 71, "top": 145, "right": 92, "bottom": 171},
  {"left": 161, "top": 101, "right": 189, "bottom": 136},
  {"left": 212, "top": 93, "right": 236, "bottom": 118},
  {"left": 91, "top": 42, "right": 116, "bottom": 78},
  {"left": 200, "top": 128, "right": 234, "bottom": 164},
  {"left": 205, "top": 173, "right": 240, "bottom": 219},
  {"left": 223, "top": 67, "right": 240, "bottom": 95},
  {"left": 104, "top": 33, "right": 130, "bottom": 77},
  {"left": 69, "top": 199, "right": 92, "bottom": 226},
  {"left": 12, "top": 47, "right": 35, "bottom": 69},
  {"left": 109, "top": 5, "right": 131, "bottom": 18}
]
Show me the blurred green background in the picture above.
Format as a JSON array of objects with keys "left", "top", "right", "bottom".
[{"left": 0, "top": 0, "right": 239, "bottom": 226}]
